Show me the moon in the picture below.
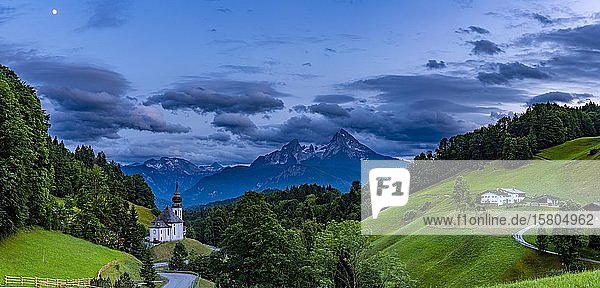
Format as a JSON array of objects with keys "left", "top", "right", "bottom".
[{"left": 51, "top": 9, "right": 58, "bottom": 15}]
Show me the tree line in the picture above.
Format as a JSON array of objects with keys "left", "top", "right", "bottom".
[
  {"left": 181, "top": 183, "right": 413, "bottom": 287},
  {"left": 0, "top": 65, "right": 155, "bottom": 259},
  {"left": 417, "top": 103, "right": 600, "bottom": 161}
]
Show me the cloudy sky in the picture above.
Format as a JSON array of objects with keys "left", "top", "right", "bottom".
[{"left": 2, "top": 0, "right": 600, "bottom": 164}]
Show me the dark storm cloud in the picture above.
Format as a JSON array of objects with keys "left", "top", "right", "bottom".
[
  {"left": 293, "top": 103, "right": 350, "bottom": 118},
  {"left": 313, "top": 94, "right": 356, "bottom": 104},
  {"left": 346, "top": 74, "right": 527, "bottom": 104},
  {"left": 477, "top": 62, "right": 550, "bottom": 84},
  {"left": 145, "top": 80, "right": 287, "bottom": 115},
  {"left": 469, "top": 40, "right": 503, "bottom": 55},
  {"left": 207, "top": 132, "right": 232, "bottom": 142},
  {"left": 40, "top": 86, "right": 190, "bottom": 141},
  {"left": 518, "top": 23, "right": 600, "bottom": 81},
  {"left": 212, "top": 113, "right": 258, "bottom": 136},
  {"left": 526, "top": 91, "right": 592, "bottom": 105},
  {"left": 223, "top": 74, "right": 523, "bottom": 148},
  {"left": 456, "top": 26, "right": 490, "bottom": 34},
  {"left": 522, "top": 23, "right": 600, "bottom": 50},
  {"left": 425, "top": 60, "right": 446, "bottom": 69},
  {"left": 247, "top": 115, "right": 341, "bottom": 144},
  {"left": 13, "top": 60, "right": 130, "bottom": 95},
  {"left": 81, "top": 0, "right": 132, "bottom": 29},
  {"left": 407, "top": 99, "right": 500, "bottom": 114},
  {"left": 0, "top": 43, "right": 190, "bottom": 141},
  {"left": 532, "top": 13, "right": 552, "bottom": 25}
]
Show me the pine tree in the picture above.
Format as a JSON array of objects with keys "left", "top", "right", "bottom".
[
  {"left": 169, "top": 242, "right": 189, "bottom": 270},
  {"left": 140, "top": 247, "right": 158, "bottom": 288},
  {"left": 114, "top": 272, "right": 135, "bottom": 288}
]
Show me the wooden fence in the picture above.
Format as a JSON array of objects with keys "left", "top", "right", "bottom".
[{"left": 3, "top": 276, "right": 101, "bottom": 288}]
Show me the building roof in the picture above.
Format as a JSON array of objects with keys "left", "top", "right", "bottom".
[
  {"left": 498, "top": 188, "right": 526, "bottom": 195},
  {"left": 149, "top": 206, "right": 183, "bottom": 228},
  {"left": 583, "top": 202, "right": 600, "bottom": 211},
  {"left": 532, "top": 194, "right": 560, "bottom": 201}
]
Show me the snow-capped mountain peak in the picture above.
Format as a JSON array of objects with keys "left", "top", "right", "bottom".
[{"left": 251, "top": 129, "right": 391, "bottom": 166}]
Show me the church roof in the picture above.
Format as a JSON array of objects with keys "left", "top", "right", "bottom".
[{"left": 150, "top": 206, "right": 183, "bottom": 228}]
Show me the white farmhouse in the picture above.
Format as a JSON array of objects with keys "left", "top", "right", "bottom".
[
  {"left": 529, "top": 194, "right": 560, "bottom": 208},
  {"left": 149, "top": 182, "right": 185, "bottom": 243},
  {"left": 480, "top": 188, "right": 526, "bottom": 206}
]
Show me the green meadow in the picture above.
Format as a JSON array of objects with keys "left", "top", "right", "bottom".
[
  {"left": 0, "top": 228, "right": 140, "bottom": 281},
  {"left": 368, "top": 137, "right": 600, "bottom": 287}
]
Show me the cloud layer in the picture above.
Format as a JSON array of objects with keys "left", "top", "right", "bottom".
[
  {"left": 477, "top": 62, "right": 549, "bottom": 84},
  {"left": 0, "top": 43, "right": 190, "bottom": 141},
  {"left": 144, "top": 80, "right": 287, "bottom": 115}
]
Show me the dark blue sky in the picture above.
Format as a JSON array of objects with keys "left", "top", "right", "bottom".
[{"left": 2, "top": 0, "right": 600, "bottom": 164}]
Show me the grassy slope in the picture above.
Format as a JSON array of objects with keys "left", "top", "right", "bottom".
[
  {"left": 151, "top": 238, "right": 212, "bottom": 262},
  {"left": 371, "top": 137, "right": 600, "bottom": 288},
  {"left": 134, "top": 203, "right": 155, "bottom": 229},
  {"left": 535, "top": 136, "right": 600, "bottom": 160},
  {"left": 485, "top": 270, "right": 600, "bottom": 288},
  {"left": 0, "top": 228, "right": 140, "bottom": 281}
]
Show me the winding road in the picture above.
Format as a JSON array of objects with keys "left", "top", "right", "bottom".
[
  {"left": 158, "top": 272, "right": 197, "bottom": 288},
  {"left": 512, "top": 226, "right": 600, "bottom": 264}
]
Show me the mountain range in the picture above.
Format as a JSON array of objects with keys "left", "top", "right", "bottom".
[
  {"left": 123, "top": 129, "right": 395, "bottom": 206},
  {"left": 122, "top": 157, "right": 223, "bottom": 207}
]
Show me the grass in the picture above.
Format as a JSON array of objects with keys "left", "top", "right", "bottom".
[
  {"left": 367, "top": 136, "right": 600, "bottom": 287},
  {"left": 151, "top": 238, "right": 212, "bottom": 262},
  {"left": 134, "top": 203, "right": 155, "bottom": 229},
  {"left": 0, "top": 228, "right": 141, "bottom": 282},
  {"left": 485, "top": 269, "right": 600, "bottom": 288},
  {"left": 372, "top": 235, "right": 562, "bottom": 288},
  {"left": 195, "top": 278, "right": 216, "bottom": 288},
  {"left": 535, "top": 136, "right": 600, "bottom": 160}
]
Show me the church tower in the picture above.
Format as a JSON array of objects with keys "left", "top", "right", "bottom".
[{"left": 172, "top": 181, "right": 183, "bottom": 220}]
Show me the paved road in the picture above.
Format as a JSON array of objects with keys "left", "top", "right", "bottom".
[
  {"left": 153, "top": 262, "right": 169, "bottom": 268},
  {"left": 158, "top": 272, "right": 197, "bottom": 288},
  {"left": 513, "top": 226, "right": 600, "bottom": 264}
]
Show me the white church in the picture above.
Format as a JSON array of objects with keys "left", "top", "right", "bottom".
[{"left": 149, "top": 182, "right": 186, "bottom": 243}]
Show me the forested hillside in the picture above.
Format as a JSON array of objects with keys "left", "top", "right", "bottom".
[
  {"left": 420, "top": 103, "right": 600, "bottom": 160},
  {"left": 184, "top": 184, "right": 414, "bottom": 287},
  {"left": 185, "top": 183, "right": 361, "bottom": 247},
  {"left": 0, "top": 65, "right": 155, "bottom": 259}
]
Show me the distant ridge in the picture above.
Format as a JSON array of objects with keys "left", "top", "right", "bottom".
[
  {"left": 183, "top": 129, "right": 395, "bottom": 205},
  {"left": 122, "top": 157, "right": 223, "bottom": 206}
]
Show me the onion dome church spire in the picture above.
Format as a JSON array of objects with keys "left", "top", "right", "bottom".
[{"left": 172, "top": 180, "right": 182, "bottom": 208}]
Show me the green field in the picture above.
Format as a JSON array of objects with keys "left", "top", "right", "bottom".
[
  {"left": 151, "top": 238, "right": 212, "bottom": 262},
  {"left": 0, "top": 228, "right": 141, "bottom": 281},
  {"left": 535, "top": 136, "right": 600, "bottom": 160},
  {"left": 372, "top": 235, "right": 562, "bottom": 287},
  {"left": 368, "top": 137, "right": 600, "bottom": 287},
  {"left": 485, "top": 269, "right": 600, "bottom": 288}
]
